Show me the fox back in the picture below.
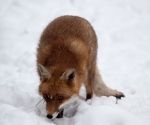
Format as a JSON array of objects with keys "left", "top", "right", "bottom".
[{"left": 37, "top": 15, "right": 97, "bottom": 119}]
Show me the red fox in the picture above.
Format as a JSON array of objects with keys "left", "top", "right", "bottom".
[{"left": 37, "top": 15, "right": 124, "bottom": 119}]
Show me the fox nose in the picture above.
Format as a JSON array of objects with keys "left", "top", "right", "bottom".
[{"left": 47, "top": 114, "right": 53, "bottom": 119}]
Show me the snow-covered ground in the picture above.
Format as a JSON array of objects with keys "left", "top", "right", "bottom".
[{"left": 0, "top": 0, "right": 150, "bottom": 125}]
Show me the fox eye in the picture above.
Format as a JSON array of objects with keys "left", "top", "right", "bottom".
[
  {"left": 58, "top": 96, "right": 63, "bottom": 101},
  {"left": 44, "top": 94, "right": 52, "bottom": 101}
]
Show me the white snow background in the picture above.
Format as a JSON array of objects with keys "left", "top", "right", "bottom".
[{"left": 0, "top": 0, "right": 150, "bottom": 125}]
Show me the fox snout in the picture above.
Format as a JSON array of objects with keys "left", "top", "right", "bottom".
[
  {"left": 46, "top": 108, "right": 62, "bottom": 119},
  {"left": 47, "top": 109, "right": 64, "bottom": 119},
  {"left": 45, "top": 95, "right": 78, "bottom": 119},
  {"left": 46, "top": 102, "right": 60, "bottom": 119}
]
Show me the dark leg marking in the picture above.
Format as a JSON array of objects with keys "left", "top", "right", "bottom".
[
  {"left": 86, "top": 93, "right": 92, "bottom": 100},
  {"left": 115, "top": 93, "right": 125, "bottom": 99}
]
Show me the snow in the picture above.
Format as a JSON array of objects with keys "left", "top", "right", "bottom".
[
  {"left": 76, "top": 105, "right": 143, "bottom": 125},
  {"left": 0, "top": 0, "right": 150, "bottom": 125}
]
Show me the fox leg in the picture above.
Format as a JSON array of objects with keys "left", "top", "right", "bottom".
[
  {"left": 93, "top": 66, "right": 125, "bottom": 99},
  {"left": 84, "top": 66, "right": 96, "bottom": 100}
]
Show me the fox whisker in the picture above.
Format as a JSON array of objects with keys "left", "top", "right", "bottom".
[{"left": 35, "top": 99, "right": 44, "bottom": 107}]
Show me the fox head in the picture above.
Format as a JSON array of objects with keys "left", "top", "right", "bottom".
[{"left": 38, "top": 64, "right": 79, "bottom": 119}]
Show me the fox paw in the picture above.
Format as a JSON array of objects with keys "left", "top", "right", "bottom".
[
  {"left": 115, "top": 93, "right": 125, "bottom": 104},
  {"left": 114, "top": 93, "right": 125, "bottom": 99}
]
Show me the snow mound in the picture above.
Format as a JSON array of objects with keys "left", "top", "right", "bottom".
[{"left": 76, "top": 105, "right": 144, "bottom": 125}]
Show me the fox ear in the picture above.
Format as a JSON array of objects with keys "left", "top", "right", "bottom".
[
  {"left": 38, "top": 64, "right": 51, "bottom": 82},
  {"left": 60, "top": 68, "right": 76, "bottom": 81}
]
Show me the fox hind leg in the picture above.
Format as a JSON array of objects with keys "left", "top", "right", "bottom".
[{"left": 93, "top": 66, "right": 125, "bottom": 99}]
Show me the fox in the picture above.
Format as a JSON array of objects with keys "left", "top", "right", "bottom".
[{"left": 36, "top": 15, "right": 124, "bottom": 119}]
